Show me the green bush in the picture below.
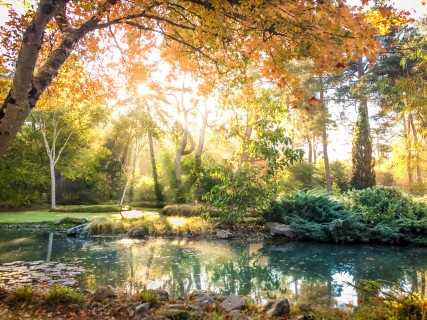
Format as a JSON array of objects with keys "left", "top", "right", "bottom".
[
  {"left": 264, "top": 187, "right": 427, "bottom": 245},
  {"left": 137, "top": 290, "right": 161, "bottom": 308},
  {"left": 265, "top": 190, "right": 367, "bottom": 243},
  {"left": 345, "top": 186, "right": 427, "bottom": 224},
  {"left": 6, "top": 285, "right": 34, "bottom": 304},
  {"left": 45, "top": 285, "right": 85, "bottom": 308}
]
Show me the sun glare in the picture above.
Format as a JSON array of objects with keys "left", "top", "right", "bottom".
[
  {"left": 167, "top": 217, "right": 187, "bottom": 228},
  {"left": 137, "top": 84, "right": 150, "bottom": 96}
]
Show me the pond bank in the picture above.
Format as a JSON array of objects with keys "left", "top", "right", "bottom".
[{"left": 0, "top": 283, "right": 425, "bottom": 320}]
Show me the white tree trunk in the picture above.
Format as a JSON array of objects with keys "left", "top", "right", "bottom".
[{"left": 50, "top": 160, "right": 56, "bottom": 210}]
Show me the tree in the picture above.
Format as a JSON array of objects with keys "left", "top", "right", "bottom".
[
  {"left": 205, "top": 86, "right": 304, "bottom": 220},
  {"left": 31, "top": 104, "right": 106, "bottom": 210},
  {"left": 0, "top": 0, "right": 386, "bottom": 157},
  {"left": 0, "top": 123, "right": 49, "bottom": 207},
  {"left": 351, "top": 105, "right": 376, "bottom": 189}
]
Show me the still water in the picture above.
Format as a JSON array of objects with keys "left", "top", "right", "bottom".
[{"left": 1, "top": 231, "right": 427, "bottom": 308}]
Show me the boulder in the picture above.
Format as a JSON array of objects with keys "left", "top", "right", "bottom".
[
  {"left": 220, "top": 294, "right": 245, "bottom": 312},
  {"left": 264, "top": 298, "right": 290, "bottom": 318},
  {"left": 135, "top": 303, "right": 150, "bottom": 318},
  {"left": 67, "top": 221, "right": 95, "bottom": 237},
  {"left": 190, "top": 293, "right": 215, "bottom": 310},
  {"left": 266, "top": 223, "right": 295, "bottom": 238},
  {"left": 93, "top": 285, "right": 115, "bottom": 302},
  {"left": 128, "top": 228, "right": 149, "bottom": 238},
  {"left": 228, "top": 310, "right": 252, "bottom": 320},
  {"left": 216, "top": 229, "right": 232, "bottom": 239}
]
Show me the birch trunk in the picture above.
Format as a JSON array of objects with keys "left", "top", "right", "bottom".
[{"left": 50, "top": 161, "right": 56, "bottom": 210}]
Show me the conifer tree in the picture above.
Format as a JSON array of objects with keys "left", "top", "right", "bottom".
[{"left": 351, "top": 105, "right": 376, "bottom": 189}]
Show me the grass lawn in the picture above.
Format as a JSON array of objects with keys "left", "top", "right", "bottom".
[{"left": 0, "top": 207, "right": 161, "bottom": 224}]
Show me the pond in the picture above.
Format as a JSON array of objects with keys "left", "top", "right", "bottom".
[{"left": 0, "top": 231, "right": 427, "bottom": 308}]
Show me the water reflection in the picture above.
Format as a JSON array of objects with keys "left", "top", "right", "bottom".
[{"left": 1, "top": 232, "right": 427, "bottom": 307}]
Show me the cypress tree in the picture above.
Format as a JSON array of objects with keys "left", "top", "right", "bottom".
[{"left": 351, "top": 105, "right": 375, "bottom": 189}]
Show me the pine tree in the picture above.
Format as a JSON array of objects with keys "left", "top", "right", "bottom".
[{"left": 351, "top": 105, "right": 376, "bottom": 189}]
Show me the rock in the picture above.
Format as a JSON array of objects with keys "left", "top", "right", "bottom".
[
  {"left": 128, "top": 228, "right": 148, "bottom": 238},
  {"left": 67, "top": 218, "right": 105, "bottom": 237},
  {"left": 228, "top": 310, "right": 252, "bottom": 320},
  {"left": 93, "top": 285, "right": 115, "bottom": 302},
  {"left": 155, "top": 309, "right": 190, "bottom": 320},
  {"left": 189, "top": 311, "right": 207, "bottom": 320},
  {"left": 264, "top": 298, "right": 290, "bottom": 318},
  {"left": 67, "top": 221, "right": 93, "bottom": 237},
  {"left": 266, "top": 223, "right": 295, "bottom": 238},
  {"left": 220, "top": 294, "right": 245, "bottom": 312},
  {"left": 216, "top": 229, "right": 232, "bottom": 239},
  {"left": 79, "top": 229, "right": 89, "bottom": 239},
  {"left": 135, "top": 303, "right": 150, "bottom": 318},
  {"left": 190, "top": 293, "right": 215, "bottom": 310}
]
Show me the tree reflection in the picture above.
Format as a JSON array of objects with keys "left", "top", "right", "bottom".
[{"left": 3, "top": 233, "right": 427, "bottom": 306}]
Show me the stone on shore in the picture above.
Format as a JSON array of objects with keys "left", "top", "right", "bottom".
[
  {"left": 220, "top": 294, "right": 245, "bottom": 312},
  {"left": 190, "top": 293, "right": 215, "bottom": 310},
  {"left": 266, "top": 222, "right": 295, "bottom": 238},
  {"left": 264, "top": 298, "right": 290, "bottom": 317},
  {"left": 216, "top": 229, "right": 232, "bottom": 239},
  {"left": 128, "top": 228, "right": 149, "bottom": 238}
]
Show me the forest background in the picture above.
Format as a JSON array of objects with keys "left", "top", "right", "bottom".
[{"left": 1, "top": 0, "right": 427, "bottom": 224}]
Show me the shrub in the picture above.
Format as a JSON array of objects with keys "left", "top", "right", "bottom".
[
  {"left": 45, "top": 285, "right": 85, "bottom": 308},
  {"left": 264, "top": 190, "right": 367, "bottom": 243},
  {"left": 6, "top": 285, "right": 34, "bottom": 304},
  {"left": 137, "top": 290, "right": 161, "bottom": 308},
  {"left": 264, "top": 187, "right": 427, "bottom": 245},
  {"left": 345, "top": 186, "right": 427, "bottom": 224},
  {"left": 161, "top": 204, "right": 223, "bottom": 218}
]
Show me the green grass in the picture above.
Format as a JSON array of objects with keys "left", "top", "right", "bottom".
[
  {"left": 0, "top": 207, "right": 162, "bottom": 224},
  {"left": 0, "top": 210, "right": 114, "bottom": 224}
]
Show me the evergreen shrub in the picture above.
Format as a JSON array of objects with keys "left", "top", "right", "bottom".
[{"left": 264, "top": 187, "right": 427, "bottom": 245}]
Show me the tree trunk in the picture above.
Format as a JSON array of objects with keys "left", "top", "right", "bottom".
[
  {"left": 320, "top": 75, "right": 332, "bottom": 193},
  {"left": 0, "top": 1, "right": 101, "bottom": 157},
  {"left": 403, "top": 116, "right": 414, "bottom": 184},
  {"left": 307, "top": 136, "right": 313, "bottom": 164},
  {"left": 358, "top": 57, "right": 370, "bottom": 124},
  {"left": 148, "top": 130, "right": 163, "bottom": 203},
  {"left": 195, "top": 101, "right": 208, "bottom": 169},
  {"left": 313, "top": 136, "right": 318, "bottom": 163},
  {"left": 120, "top": 176, "right": 131, "bottom": 206},
  {"left": 409, "top": 112, "right": 422, "bottom": 183},
  {"left": 307, "top": 135, "right": 313, "bottom": 188},
  {"left": 50, "top": 160, "right": 56, "bottom": 210}
]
